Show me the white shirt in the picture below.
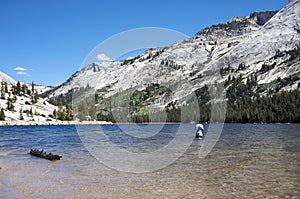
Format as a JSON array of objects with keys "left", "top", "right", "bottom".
[
  {"left": 196, "top": 124, "right": 204, "bottom": 131},
  {"left": 196, "top": 123, "right": 204, "bottom": 136}
]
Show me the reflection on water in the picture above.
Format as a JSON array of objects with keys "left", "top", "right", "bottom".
[{"left": 0, "top": 124, "right": 299, "bottom": 198}]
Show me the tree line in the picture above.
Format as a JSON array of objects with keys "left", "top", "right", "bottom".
[
  {"left": 43, "top": 75, "right": 299, "bottom": 123},
  {"left": 226, "top": 89, "right": 300, "bottom": 123},
  {"left": 225, "top": 74, "right": 300, "bottom": 123}
]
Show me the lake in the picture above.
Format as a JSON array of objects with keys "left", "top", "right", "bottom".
[{"left": 0, "top": 124, "right": 299, "bottom": 198}]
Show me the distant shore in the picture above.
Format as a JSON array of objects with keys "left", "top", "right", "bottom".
[
  {"left": 0, "top": 120, "right": 113, "bottom": 126},
  {"left": 0, "top": 120, "right": 296, "bottom": 126}
]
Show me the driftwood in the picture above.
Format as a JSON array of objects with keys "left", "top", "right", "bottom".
[{"left": 29, "top": 149, "right": 61, "bottom": 161}]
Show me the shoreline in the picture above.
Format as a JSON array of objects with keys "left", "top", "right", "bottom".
[
  {"left": 0, "top": 120, "right": 297, "bottom": 126},
  {"left": 0, "top": 120, "right": 113, "bottom": 126}
]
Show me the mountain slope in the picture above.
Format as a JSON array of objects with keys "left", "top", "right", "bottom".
[
  {"left": 0, "top": 72, "right": 16, "bottom": 85},
  {"left": 0, "top": 74, "right": 73, "bottom": 124},
  {"left": 47, "top": 1, "right": 300, "bottom": 122}
]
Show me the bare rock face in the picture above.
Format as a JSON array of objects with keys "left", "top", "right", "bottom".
[
  {"left": 195, "top": 10, "right": 279, "bottom": 41},
  {"left": 195, "top": 16, "right": 255, "bottom": 41},
  {"left": 249, "top": 11, "right": 278, "bottom": 25},
  {"left": 288, "top": 0, "right": 297, "bottom": 3},
  {"left": 49, "top": 1, "right": 300, "bottom": 110}
]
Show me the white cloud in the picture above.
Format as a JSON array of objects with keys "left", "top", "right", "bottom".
[
  {"left": 16, "top": 71, "right": 27, "bottom": 75},
  {"left": 97, "top": 53, "right": 112, "bottom": 61},
  {"left": 14, "top": 67, "right": 27, "bottom": 71},
  {"left": 14, "top": 66, "right": 28, "bottom": 75}
]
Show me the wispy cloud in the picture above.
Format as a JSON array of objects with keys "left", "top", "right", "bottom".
[
  {"left": 14, "top": 66, "right": 27, "bottom": 75},
  {"left": 16, "top": 71, "right": 27, "bottom": 75},
  {"left": 97, "top": 53, "right": 112, "bottom": 62},
  {"left": 14, "top": 67, "right": 27, "bottom": 71}
]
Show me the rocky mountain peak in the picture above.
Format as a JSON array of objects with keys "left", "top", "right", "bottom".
[
  {"left": 249, "top": 11, "right": 278, "bottom": 25},
  {"left": 195, "top": 10, "right": 278, "bottom": 41},
  {"left": 288, "top": 0, "right": 297, "bottom": 3}
]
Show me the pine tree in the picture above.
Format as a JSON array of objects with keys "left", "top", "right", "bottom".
[
  {"left": 4, "top": 82, "right": 7, "bottom": 93},
  {"left": 19, "top": 109, "right": 24, "bottom": 120},
  {"left": 30, "top": 107, "right": 33, "bottom": 116},
  {"left": 33, "top": 91, "right": 39, "bottom": 103},
  {"left": 53, "top": 109, "right": 57, "bottom": 119},
  {"left": 12, "top": 94, "right": 17, "bottom": 103},
  {"left": 6, "top": 97, "right": 14, "bottom": 111},
  {"left": 1, "top": 81, "right": 5, "bottom": 99},
  {"left": 16, "top": 81, "right": 21, "bottom": 95},
  {"left": 0, "top": 108, "right": 5, "bottom": 120},
  {"left": 31, "top": 82, "right": 35, "bottom": 103},
  {"left": 31, "top": 82, "right": 34, "bottom": 93},
  {"left": 65, "top": 104, "right": 73, "bottom": 121},
  {"left": 21, "top": 83, "right": 28, "bottom": 95}
]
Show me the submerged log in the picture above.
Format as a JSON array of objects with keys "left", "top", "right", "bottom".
[{"left": 29, "top": 149, "right": 61, "bottom": 161}]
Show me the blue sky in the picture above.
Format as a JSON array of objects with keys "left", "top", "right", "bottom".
[{"left": 0, "top": 0, "right": 287, "bottom": 86}]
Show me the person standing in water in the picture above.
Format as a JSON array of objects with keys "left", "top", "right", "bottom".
[{"left": 195, "top": 120, "right": 204, "bottom": 138}]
